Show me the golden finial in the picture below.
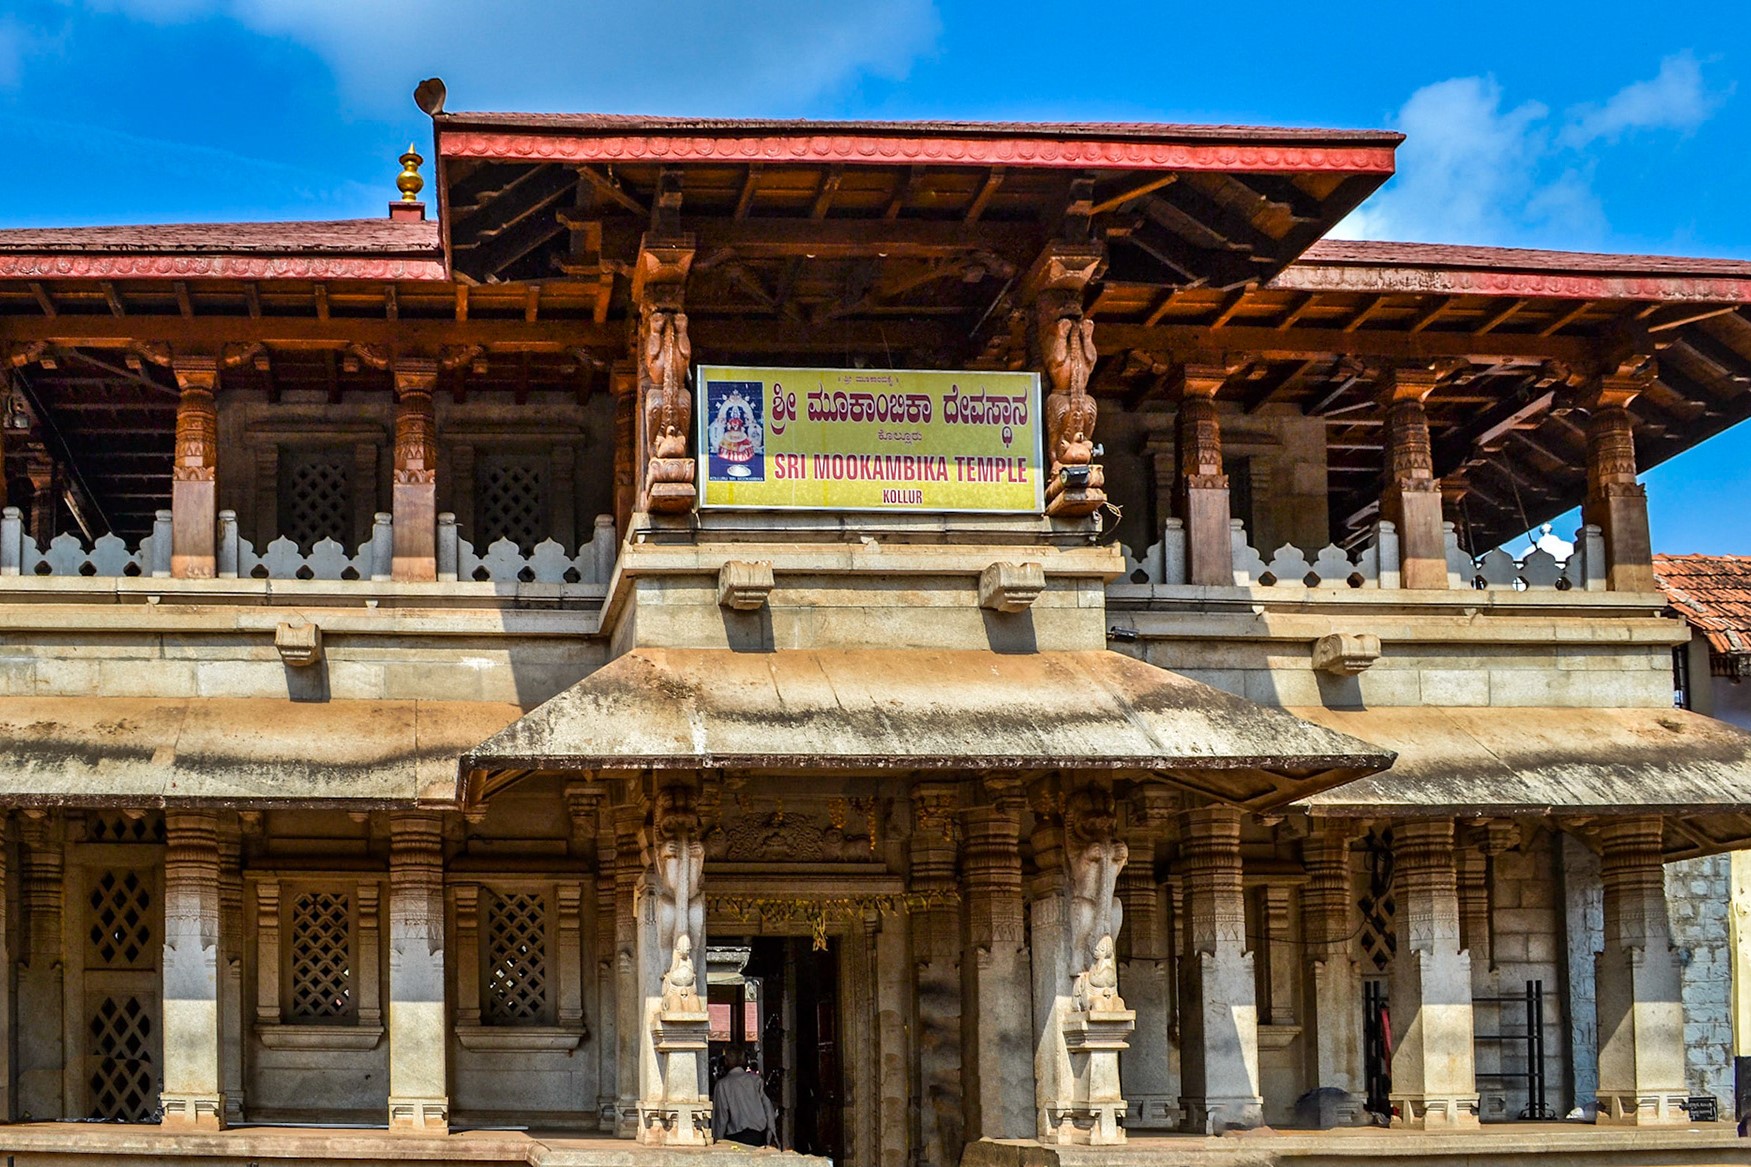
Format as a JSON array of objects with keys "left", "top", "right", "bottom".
[{"left": 397, "top": 144, "right": 425, "bottom": 203}]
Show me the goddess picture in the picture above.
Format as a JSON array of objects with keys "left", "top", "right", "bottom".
[{"left": 706, "top": 380, "right": 766, "bottom": 481}]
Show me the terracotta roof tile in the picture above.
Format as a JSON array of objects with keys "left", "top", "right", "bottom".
[
  {"left": 1300, "top": 238, "right": 1751, "bottom": 279},
  {"left": 1654, "top": 554, "right": 1751, "bottom": 656},
  {"left": 0, "top": 219, "right": 440, "bottom": 255}
]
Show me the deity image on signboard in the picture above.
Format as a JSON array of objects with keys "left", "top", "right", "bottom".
[{"left": 706, "top": 380, "right": 766, "bottom": 482}]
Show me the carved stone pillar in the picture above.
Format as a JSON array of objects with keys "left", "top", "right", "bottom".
[
  {"left": 1457, "top": 838, "right": 1502, "bottom": 1119},
  {"left": 1380, "top": 368, "right": 1448, "bottom": 590},
  {"left": 634, "top": 238, "right": 697, "bottom": 516},
  {"left": 569, "top": 782, "right": 620, "bottom": 1132},
  {"left": 217, "top": 827, "right": 245, "bottom": 1124},
  {"left": 1119, "top": 788, "right": 1179, "bottom": 1131},
  {"left": 613, "top": 803, "right": 644, "bottom": 1137},
  {"left": 1300, "top": 826, "right": 1365, "bottom": 1125},
  {"left": 1178, "top": 805, "right": 1262, "bottom": 1132},
  {"left": 1389, "top": 818, "right": 1479, "bottom": 1128},
  {"left": 1031, "top": 784, "right": 1132, "bottom": 1145},
  {"left": 1582, "top": 367, "right": 1657, "bottom": 593},
  {"left": 962, "top": 778, "right": 1034, "bottom": 1140},
  {"left": 171, "top": 356, "right": 219, "bottom": 578},
  {"left": 1595, "top": 817, "right": 1688, "bottom": 1124},
  {"left": 0, "top": 815, "right": 12, "bottom": 1122},
  {"left": 160, "top": 810, "right": 224, "bottom": 1129},
  {"left": 16, "top": 815, "right": 61, "bottom": 1120},
  {"left": 386, "top": 812, "right": 448, "bottom": 1132},
  {"left": 391, "top": 360, "right": 439, "bottom": 582},
  {"left": 635, "top": 783, "right": 711, "bottom": 1146},
  {"left": 1173, "top": 365, "right": 1234, "bottom": 586},
  {"left": 910, "top": 782, "right": 965, "bottom": 1167},
  {"left": 1024, "top": 243, "right": 1106, "bottom": 518}
]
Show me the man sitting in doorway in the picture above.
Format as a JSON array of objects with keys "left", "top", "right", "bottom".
[{"left": 712, "top": 1045, "right": 779, "bottom": 1148}]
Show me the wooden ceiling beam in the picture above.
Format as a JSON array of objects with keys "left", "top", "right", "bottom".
[
  {"left": 573, "top": 165, "right": 648, "bottom": 217},
  {"left": 733, "top": 164, "right": 764, "bottom": 220},
  {"left": 964, "top": 167, "right": 1006, "bottom": 223},
  {"left": 1474, "top": 297, "right": 1529, "bottom": 334},
  {"left": 810, "top": 164, "right": 846, "bottom": 221},
  {"left": 27, "top": 282, "right": 57, "bottom": 318},
  {"left": 1096, "top": 322, "right": 1598, "bottom": 365},
  {"left": 883, "top": 166, "right": 927, "bottom": 220}
]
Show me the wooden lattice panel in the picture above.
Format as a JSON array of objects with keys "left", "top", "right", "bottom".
[
  {"left": 477, "top": 457, "right": 546, "bottom": 553},
  {"left": 87, "top": 869, "right": 153, "bottom": 968},
  {"left": 485, "top": 890, "right": 548, "bottom": 1024},
  {"left": 281, "top": 451, "right": 353, "bottom": 551},
  {"left": 87, "top": 994, "right": 155, "bottom": 1121},
  {"left": 288, "top": 890, "right": 354, "bottom": 1021}
]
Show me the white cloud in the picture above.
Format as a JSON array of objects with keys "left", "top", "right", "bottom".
[
  {"left": 74, "top": 0, "right": 941, "bottom": 115},
  {"left": 1561, "top": 52, "right": 1722, "bottom": 148},
  {"left": 1334, "top": 54, "right": 1728, "bottom": 248}
]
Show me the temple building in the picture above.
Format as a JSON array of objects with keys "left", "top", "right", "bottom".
[{"left": 3, "top": 80, "right": 1751, "bottom": 1167}]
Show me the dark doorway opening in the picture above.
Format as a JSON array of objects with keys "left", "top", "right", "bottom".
[{"left": 708, "top": 935, "right": 843, "bottom": 1161}]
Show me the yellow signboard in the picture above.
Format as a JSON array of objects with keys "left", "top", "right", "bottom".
[{"left": 697, "top": 366, "right": 1044, "bottom": 513}]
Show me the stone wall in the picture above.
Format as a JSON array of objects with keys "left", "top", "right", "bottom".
[{"left": 1668, "top": 853, "right": 1734, "bottom": 1107}]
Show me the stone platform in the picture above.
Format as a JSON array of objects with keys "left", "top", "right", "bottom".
[
  {"left": 964, "top": 1126, "right": 1751, "bottom": 1167},
  {"left": 0, "top": 1125, "right": 828, "bottom": 1167}
]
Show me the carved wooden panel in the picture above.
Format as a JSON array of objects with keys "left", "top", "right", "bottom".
[
  {"left": 278, "top": 448, "right": 354, "bottom": 552},
  {"left": 476, "top": 455, "right": 547, "bottom": 554}
]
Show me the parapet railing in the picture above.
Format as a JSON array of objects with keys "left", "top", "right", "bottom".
[
  {"left": 0, "top": 507, "right": 618, "bottom": 587},
  {"left": 1121, "top": 518, "right": 1605, "bottom": 591}
]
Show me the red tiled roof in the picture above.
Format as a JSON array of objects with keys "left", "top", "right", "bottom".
[
  {"left": 435, "top": 111, "right": 1405, "bottom": 145},
  {"left": 1654, "top": 554, "right": 1751, "bottom": 656},
  {"left": 1300, "top": 239, "right": 1751, "bottom": 279},
  {"left": 0, "top": 219, "right": 440, "bottom": 255}
]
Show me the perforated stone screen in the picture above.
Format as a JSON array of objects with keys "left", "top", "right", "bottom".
[
  {"left": 279, "top": 449, "right": 354, "bottom": 551},
  {"left": 87, "top": 994, "right": 154, "bottom": 1121},
  {"left": 88, "top": 869, "right": 153, "bottom": 968},
  {"left": 477, "top": 456, "right": 547, "bottom": 553},
  {"left": 288, "top": 890, "right": 355, "bottom": 1022},
  {"left": 485, "top": 890, "right": 549, "bottom": 1024}
]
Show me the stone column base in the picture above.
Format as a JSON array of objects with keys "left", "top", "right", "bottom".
[
  {"left": 159, "top": 1092, "right": 226, "bottom": 1130},
  {"left": 1126, "top": 1095, "right": 1183, "bottom": 1131},
  {"left": 1181, "top": 1095, "right": 1263, "bottom": 1134},
  {"left": 387, "top": 1095, "right": 449, "bottom": 1133},
  {"left": 637, "top": 1102, "right": 713, "bottom": 1146},
  {"left": 1597, "top": 1091, "right": 1690, "bottom": 1126},
  {"left": 1391, "top": 1093, "right": 1480, "bottom": 1129}
]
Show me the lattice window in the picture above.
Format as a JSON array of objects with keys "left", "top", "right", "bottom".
[
  {"left": 476, "top": 456, "right": 547, "bottom": 553},
  {"left": 288, "top": 890, "right": 355, "bottom": 1022},
  {"left": 85, "top": 813, "right": 166, "bottom": 844},
  {"left": 279, "top": 449, "right": 354, "bottom": 551},
  {"left": 88, "top": 869, "right": 153, "bottom": 967},
  {"left": 485, "top": 890, "right": 549, "bottom": 1024},
  {"left": 1357, "top": 828, "right": 1396, "bottom": 973},
  {"left": 87, "top": 994, "right": 155, "bottom": 1121}
]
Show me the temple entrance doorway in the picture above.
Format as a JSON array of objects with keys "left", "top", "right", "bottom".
[{"left": 707, "top": 936, "right": 843, "bottom": 1162}]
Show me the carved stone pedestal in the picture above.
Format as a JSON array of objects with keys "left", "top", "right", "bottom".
[
  {"left": 1047, "top": 1006, "right": 1135, "bottom": 1145},
  {"left": 638, "top": 1009, "right": 713, "bottom": 1146}
]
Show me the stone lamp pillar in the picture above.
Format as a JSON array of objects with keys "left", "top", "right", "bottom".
[
  {"left": 386, "top": 812, "right": 448, "bottom": 1132},
  {"left": 1178, "top": 805, "right": 1263, "bottom": 1132},
  {"left": 1389, "top": 818, "right": 1479, "bottom": 1128},
  {"left": 1595, "top": 817, "right": 1688, "bottom": 1124},
  {"left": 160, "top": 810, "right": 225, "bottom": 1129}
]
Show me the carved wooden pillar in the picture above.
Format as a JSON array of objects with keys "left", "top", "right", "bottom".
[
  {"left": 1380, "top": 368, "right": 1448, "bottom": 590},
  {"left": 1178, "top": 805, "right": 1261, "bottom": 1132},
  {"left": 1173, "top": 365, "right": 1234, "bottom": 586},
  {"left": 391, "top": 360, "right": 439, "bottom": 581},
  {"left": 1023, "top": 243, "right": 1106, "bottom": 518},
  {"left": 217, "top": 826, "right": 245, "bottom": 1125},
  {"left": 23, "top": 451, "right": 54, "bottom": 546},
  {"left": 634, "top": 235, "right": 697, "bottom": 516},
  {"left": 161, "top": 810, "right": 224, "bottom": 1129},
  {"left": 16, "top": 815, "right": 61, "bottom": 1120},
  {"left": 1582, "top": 366, "right": 1657, "bottom": 593},
  {"left": 1300, "top": 826, "right": 1365, "bottom": 1124},
  {"left": 910, "top": 782, "right": 965, "bottom": 1167},
  {"left": 386, "top": 812, "right": 447, "bottom": 1133},
  {"left": 1389, "top": 818, "right": 1479, "bottom": 1128},
  {"left": 962, "top": 776, "right": 1034, "bottom": 1140},
  {"left": 1119, "top": 788, "right": 1179, "bottom": 1131},
  {"left": 171, "top": 356, "right": 219, "bottom": 578},
  {"left": 1595, "top": 817, "right": 1687, "bottom": 1124}
]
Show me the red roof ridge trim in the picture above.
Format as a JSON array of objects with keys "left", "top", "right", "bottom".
[{"left": 0, "top": 255, "right": 449, "bottom": 281}]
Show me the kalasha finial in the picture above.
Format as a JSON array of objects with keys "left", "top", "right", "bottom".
[{"left": 397, "top": 144, "right": 425, "bottom": 203}]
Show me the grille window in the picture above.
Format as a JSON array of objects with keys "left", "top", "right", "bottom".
[
  {"left": 484, "top": 890, "right": 549, "bottom": 1024},
  {"left": 87, "top": 995, "right": 154, "bottom": 1121},
  {"left": 476, "top": 455, "right": 547, "bottom": 553},
  {"left": 288, "top": 890, "right": 355, "bottom": 1022},
  {"left": 88, "top": 870, "right": 154, "bottom": 968},
  {"left": 279, "top": 448, "right": 354, "bottom": 551}
]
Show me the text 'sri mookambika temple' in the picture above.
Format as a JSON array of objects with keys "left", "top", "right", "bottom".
[{"left": 2, "top": 78, "right": 1751, "bottom": 1167}]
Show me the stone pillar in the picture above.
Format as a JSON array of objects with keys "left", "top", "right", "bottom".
[
  {"left": 171, "top": 356, "right": 219, "bottom": 578},
  {"left": 1119, "top": 788, "right": 1180, "bottom": 1131},
  {"left": 1031, "top": 784, "right": 1133, "bottom": 1146},
  {"left": 0, "top": 815, "right": 12, "bottom": 1122},
  {"left": 1178, "top": 805, "right": 1262, "bottom": 1132},
  {"left": 1582, "top": 367, "right": 1657, "bottom": 593},
  {"left": 386, "top": 812, "right": 448, "bottom": 1133},
  {"left": 1457, "top": 837, "right": 1503, "bottom": 1119},
  {"left": 910, "top": 782, "right": 965, "bottom": 1167},
  {"left": 1301, "top": 826, "right": 1365, "bottom": 1124},
  {"left": 613, "top": 803, "right": 644, "bottom": 1137},
  {"left": 634, "top": 783, "right": 711, "bottom": 1146},
  {"left": 1173, "top": 365, "right": 1234, "bottom": 586},
  {"left": 1595, "top": 817, "right": 1688, "bottom": 1124},
  {"left": 1380, "top": 368, "right": 1448, "bottom": 590},
  {"left": 391, "top": 360, "right": 439, "bottom": 582},
  {"left": 634, "top": 236, "right": 698, "bottom": 516},
  {"left": 962, "top": 777, "right": 1034, "bottom": 1140},
  {"left": 576, "top": 785, "right": 620, "bottom": 1132},
  {"left": 160, "top": 810, "right": 224, "bottom": 1129},
  {"left": 217, "top": 826, "right": 245, "bottom": 1125},
  {"left": 1389, "top": 819, "right": 1479, "bottom": 1128},
  {"left": 16, "top": 815, "right": 60, "bottom": 1120}
]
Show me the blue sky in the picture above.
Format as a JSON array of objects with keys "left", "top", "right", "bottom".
[{"left": 1, "top": 1, "right": 1748, "bottom": 551}]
